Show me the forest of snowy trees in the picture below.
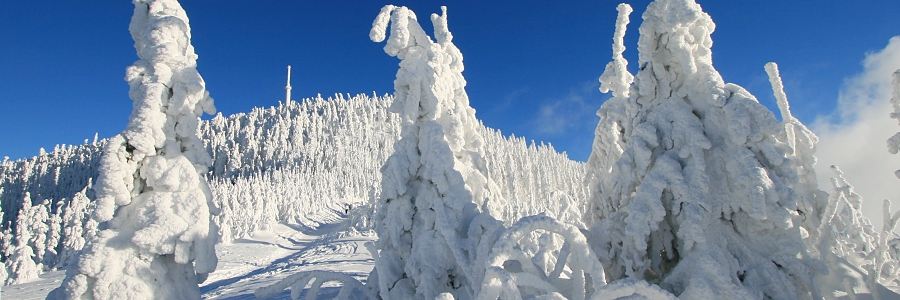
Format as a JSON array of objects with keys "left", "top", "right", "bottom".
[
  {"left": 0, "top": 93, "right": 587, "bottom": 287},
  {"left": 1, "top": 0, "right": 900, "bottom": 299}
]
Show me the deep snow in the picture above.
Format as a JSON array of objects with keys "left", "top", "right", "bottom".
[
  {"left": 5, "top": 203, "right": 898, "bottom": 299},
  {"left": 4, "top": 200, "right": 376, "bottom": 300}
]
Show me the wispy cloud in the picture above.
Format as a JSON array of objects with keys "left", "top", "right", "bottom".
[
  {"left": 493, "top": 87, "right": 530, "bottom": 113},
  {"left": 532, "top": 81, "right": 601, "bottom": 136},
  {"left": 811, "top": 36, "right": 900, "bottom": 230}
]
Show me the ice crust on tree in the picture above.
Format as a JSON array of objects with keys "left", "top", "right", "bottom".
[
  {"left": 587, "top": 0, "right": 820, "bottom": 298},
  {"left": 368, "top": 5, "right": 507, "bottom": 299},
  {"left": 50, "top": 0, "right": 219, "bottom": 299}
]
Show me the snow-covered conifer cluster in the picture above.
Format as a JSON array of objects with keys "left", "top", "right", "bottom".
[
  {"left": 0, "top": 141, "right": 103, "bottom": 226},
  {"left": 0, "top": 94, "right": 588, "bottom": 288}
]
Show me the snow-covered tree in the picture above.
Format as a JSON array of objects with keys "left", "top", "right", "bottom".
[
  {"left": 6, "top": 195, "right": 40, "bottom": 285},
  {"left": 28, "top": 200, "right": 49, "bottom": 266},
  {"left": 51, "top": 0, "right": 219, "bottom": 298},
  {"left": 368, "top": 5, "right": 505, "bottom": 299},
  {"left": 586, "top": 1, "right": 818, "bottom": 298},
  {"left": 55, "top": 183, "right": 94, "bottom": 269},
  {"left": 43, "top": 199, "right": 64, "bottom": 269}
]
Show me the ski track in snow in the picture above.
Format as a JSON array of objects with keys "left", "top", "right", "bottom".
[{"left": 2, "top": 212, "right": 376, "bottom": 300}]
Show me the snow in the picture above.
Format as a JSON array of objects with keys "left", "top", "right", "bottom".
[
  {"left": 3, "top": 207, "right": 376, "bottom": 300},
  {"left": 4, "top": 0, "right": 900, "bottom": 299}
]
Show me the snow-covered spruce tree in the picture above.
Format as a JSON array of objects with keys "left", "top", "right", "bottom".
[
  {"left": 50, "top": 0, "right": 218, "bottom": 299},
  {"left": 6, "top": 194, "right": 40, "bottom": 285},
  {"left": 54, "top": 183, "right": 95, "bottom": 269},
  {"left": 368, "top": 5, "right": 505, "bottom": 299},
  {"left": 586, "top": 1, "right": 818, "bottom": 298},
  {"left": 44, "top": 199, "right": 64, "bottom": 269}
]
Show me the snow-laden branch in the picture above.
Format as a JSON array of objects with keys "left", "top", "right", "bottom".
[
  {"left": 478, "top": 215, "right": 605, "bottom": 300},
  {"left": 598, "top": 4, "right": 634, "bottom": 98},
  {"left": 764, "top": 62, "right": 794, "bottom": 125}
]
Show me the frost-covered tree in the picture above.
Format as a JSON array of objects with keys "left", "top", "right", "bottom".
[
  {"left": 586, "top": 1, "right": 818, "bottom": 298},
  {"left": 814, "top": 166, "right": 900, "bottom": 297},
  {"left": 51, "top": 0, "right": 218, "bottom": 298},
  {"left": 43, "top": 199, "right": 64, "bottom": 269},
  {"left": 6, "top": 195, "right": 40, "bottom": 285},
  {"left": 55, "top": 184, "right": 93, "bottom": 269},
  {"left": 28, "top": 200, "right": 50, "bottom": 266},
  {"left": 368, "top": 5, "right": 505, "bottom": 299}
]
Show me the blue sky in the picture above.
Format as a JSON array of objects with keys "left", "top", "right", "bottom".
[{"left": 2, "top": 0, "right": 900, "bottom": 163}]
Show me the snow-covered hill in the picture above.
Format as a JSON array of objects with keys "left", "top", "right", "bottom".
[{"left": 0, "top": 93, "right": 588, "bottom": 285}]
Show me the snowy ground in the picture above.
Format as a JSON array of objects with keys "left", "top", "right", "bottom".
[
  {"left": 2, "top": 210, "right": 376, "bottom": 300},
  {"left": 5, "top": 209, "right": 900, "bottom": 299}
]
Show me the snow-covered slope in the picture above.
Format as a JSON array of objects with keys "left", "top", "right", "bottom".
[
  {"left": 4, "top": 201, "right": 375, "bottom": 299},
  {"left": 0, "top": 93, "right": 588, "bottom": 285}
]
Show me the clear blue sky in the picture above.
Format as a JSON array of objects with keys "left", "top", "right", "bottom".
[{"left": 2, "top": 1, "right": 899, "bottom": 162}]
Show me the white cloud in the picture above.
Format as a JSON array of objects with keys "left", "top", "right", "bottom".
[
  {"left": 532, "top": 81, "right": 599, "bottom": 135},
  {"left": 811, "top": 36, "right": 900, "bottom": 230}
]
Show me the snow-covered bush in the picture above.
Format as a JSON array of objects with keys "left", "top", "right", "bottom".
[
  {"left": 586, "top": 1, "right": 818, "bottom": 298},
  {"left": 477, "top": 214, "right": 611, "bottom": 300},
  {"left": 50, "top": 0, "right": 219, "bottom": 298}
]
